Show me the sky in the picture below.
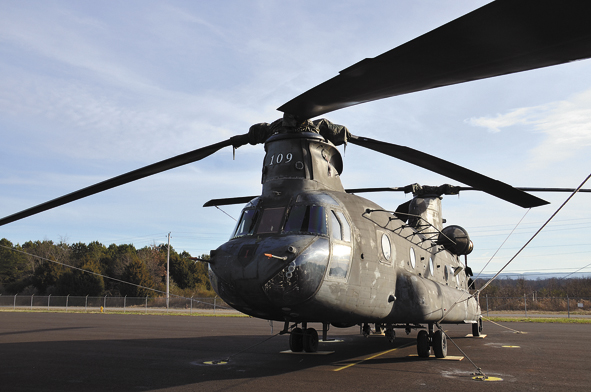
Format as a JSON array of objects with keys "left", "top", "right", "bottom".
[{"left": 1, "top": 0, "right": 591, "bottom": 280}]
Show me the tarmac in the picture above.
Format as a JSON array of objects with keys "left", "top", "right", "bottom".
[{"left": 1, "top": 311, "right": 590, "bottom": 391}]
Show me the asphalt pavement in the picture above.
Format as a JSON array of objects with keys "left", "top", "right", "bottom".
[{"left": 0, "top": 311, "right": 589, "bottom": 391}]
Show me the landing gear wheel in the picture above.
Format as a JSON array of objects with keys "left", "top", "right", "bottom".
[
  {"left": 417, "top": 330, "right": 430, "bottom": 358},
  {"left": 290, "top": 327, "right": 303, "bottom": 352},
  {"left": 303, "top": 328, "right": 318, "bottom": 353},
  {"left": 385, "top": 327, "right": 395, "bottom": 343},
  {"left": 362, "top": 323, "right": 371, "bottom": 337},
  {"left": 303, "top": 328, "right": 319, "bottom": 352},
  {"left": 433, "top": 330, "right": 447, "bottom": 358},
  {"left": 472, "top": 319, "right": 482, "bottom": 337}
]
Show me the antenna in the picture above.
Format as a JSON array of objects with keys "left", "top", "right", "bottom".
[{"left": 167, "top": 232, "right": 171, "bottom": 310}]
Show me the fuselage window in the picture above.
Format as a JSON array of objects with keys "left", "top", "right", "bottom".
[
  {"left": 381, "top": 233, "right": 391, "bottom": 261},
  {"left": 256, "top": 207, "right": 285, "bottom": 234},
  {"left": 428, "top": 257, "right": 434, "bottom": 277},
  {"left": 328, "top": 243, "right": 352, "bottom": 280},
  {"left": 284, "top": 205, "right": 328, "bottom": 236},
  {"left": 409, "top": 247, "right": 416, "bottom": 269},
  {"left": 233, "top": 209, "right": 258, "bottom": 238}
]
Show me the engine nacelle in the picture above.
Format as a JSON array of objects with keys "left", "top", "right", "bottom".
[{"left": 438, "top": 225, "right": 473, "bottom": 255}]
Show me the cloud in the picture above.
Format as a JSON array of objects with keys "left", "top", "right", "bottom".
[{"left": 466, "top": 88, "right": 591, "bottom": 168}]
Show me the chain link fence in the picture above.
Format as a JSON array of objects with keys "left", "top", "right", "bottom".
[
  {"left": 479, "top": 295, "right": 591, "bottom": 317},
  {"left": 0, "top": 294, "right": 241, "bottom": 315},
  {"left": 2, "top": 294, "right": 589, "bottom": 318}
]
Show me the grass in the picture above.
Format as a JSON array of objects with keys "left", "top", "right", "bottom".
[
  {"left": 486, "top": 316, "right": 591, "bottom": 324},
  {"left": 3, "top": 308, "right": 590, "bottom": 323},
  {"left": 0, "top": 307, "right": 249, "bottom": 318}
]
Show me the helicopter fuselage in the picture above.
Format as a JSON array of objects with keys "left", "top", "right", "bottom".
[{"left": 208, "top": 131, "right": 480, "bottom": 327}]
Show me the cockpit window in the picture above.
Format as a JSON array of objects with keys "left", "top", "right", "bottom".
[
  {"left": 256, "top": 207, "right": 285, "bottom": 234},
  {"left": 335, "top": 211, "right": 351, "bottom": 242},
  {"left": 328, "top": 243, "right": 352, "bottom": 280},
  {"left": 233, "top": 209, "right": 258, "bottom": 238},
  {"left": 284, "top": 205, "right": 328, "bottom": 235},
  {"left": 330, "top": 211, "right": 341, "bottom": 240}
]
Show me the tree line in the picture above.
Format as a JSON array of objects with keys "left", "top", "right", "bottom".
[
  {"left": 0, "top": 238, "right": 213, "bottom": 298},
  {"left": 2, "top": 236, "right": 590, "bottom": 300},
  {"left": 476, "top": 276, "right": 591, "bottom": 298}
]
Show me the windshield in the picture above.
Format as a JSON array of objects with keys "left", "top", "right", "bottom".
[
  {"left": 256, "top": 207, "right": 285, "bottom": 234},
  {"left": 284, "top": 205, "right": 328, "bottom": 236},
  {"left": 232, "top": 209, "right": 258, "bottom": 238},
  {"left": 232, "top": 203, "right": 330, "bottom": 239}
]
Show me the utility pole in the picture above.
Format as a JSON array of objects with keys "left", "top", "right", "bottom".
[{"left": 167, "top": 232, "right": 171, "bottom": 309}]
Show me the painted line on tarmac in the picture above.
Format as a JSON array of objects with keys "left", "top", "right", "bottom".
[{"left": 332, "top": 342, "right": 415, "bottom": 372}]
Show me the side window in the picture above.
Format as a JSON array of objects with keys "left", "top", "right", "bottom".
[
  {"left": 409, "top": 247, "right": 416, "bottom": 269},
  {"left": 381, "top": 233, "right": 391, "bottom": 262}
]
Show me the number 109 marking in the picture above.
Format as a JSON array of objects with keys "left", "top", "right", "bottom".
[{"left": 269, "top": 152, "right": 293, "bottom": 165}]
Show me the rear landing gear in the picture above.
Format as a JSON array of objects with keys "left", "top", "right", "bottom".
[
  {"left": 417, "top": 330, "right": 430, "bottom": 357},
  {"left": 415, "top": 323, "right": 447, "bottom": 358},
  {"left": 432, "top": 330, "right": 447, "bottom": 358},
  {"left": 472, "top": 318, "right": 482, "bottom": 337}
]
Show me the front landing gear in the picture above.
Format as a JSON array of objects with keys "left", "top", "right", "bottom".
[
  {"left": 289, "top": 327, "right": 304, "bottom": 352},
  {"left": 289, "top": 324, "right": 319, "bottom": 353},
  {"left": 303, "top": 328, "right": 318, "bottom": 352}
]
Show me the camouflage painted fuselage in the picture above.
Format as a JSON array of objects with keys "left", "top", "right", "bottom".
[{"left": 209, "top": 132, "right": 480, "bottom": 326}]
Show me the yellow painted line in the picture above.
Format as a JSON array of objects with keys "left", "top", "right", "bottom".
[
  {"left": 473, "top": 376, "right": 503, "bottom": 382},
  {"left": 502, "top": 345, "right": 520, "bottom": 348},
  {"left": 203, "top": 361, "right": 228, "bottom": 365},
  {"left": 408, "top": 354, "right": 464, "bottom": 361},
  {"left": 333, "top": 342, "right": 414, "bottom": 372}
]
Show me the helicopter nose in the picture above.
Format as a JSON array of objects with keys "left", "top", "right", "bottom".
[
  {"left": 262, "top": 237, "right": 330, "bottom": 307},
  {"left": 210, "top": 236, "right": 330, "bottom": 313}
]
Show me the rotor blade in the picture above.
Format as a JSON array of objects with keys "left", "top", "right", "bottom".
[
  {"left": 0, "top": 134, "right": 250, "bottom": 227},
  {"left": 202, "top": 186, "right": 591, "bottom": 207},
  {"left": 278, "top": 0, "right": 591, "bottom": 119},
  {"left": 460, "top": 187, "right": 591, "bottom": 193},
  {"left": 203, "top": 189, "right": 408, "bottom": 206},
  {"left": 203, "top": 196, "right": 259, "bottom": 207},
  {"left": 348, "top": 135, "right": 548, "bottom": 208},
  {"left": 344, "top": 187, "right": 408, "bottom": 194}
]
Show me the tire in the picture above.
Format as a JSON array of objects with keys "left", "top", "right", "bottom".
[
  {"left": 472, "top": 320, "right": 480, "bottom": 337},
  {"left": 290, "top": 327, "right": 304, "bottom": 352},
  {"left": 303, "top": 328, "right": 319, "bottom": 353},
  {"left": 433, "top": 330, "right": 447, "bottom": 358},
  {"left": 417, "top": 330, "right": 430, "bottom": 358}
]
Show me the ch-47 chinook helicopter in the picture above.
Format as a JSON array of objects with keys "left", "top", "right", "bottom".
[{"left": 2, "top": 0, "right": 591, "bottom": 358}]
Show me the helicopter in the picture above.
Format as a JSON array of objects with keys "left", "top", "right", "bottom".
[{"left": 2, "top": 0, "right": 591, "bottom": 358}]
